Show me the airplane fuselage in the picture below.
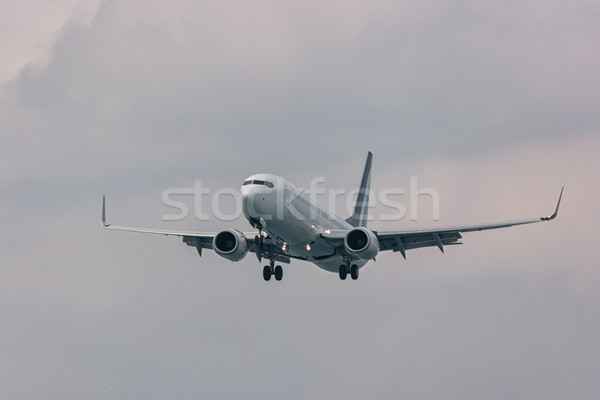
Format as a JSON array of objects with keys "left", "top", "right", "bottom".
[{"left": 241, "top": 173, "right": 367, "bottom": 272}]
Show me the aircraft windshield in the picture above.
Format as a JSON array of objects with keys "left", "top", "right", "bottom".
[{"left": 243, "top": 179, "right": 274, "bottom": 188}]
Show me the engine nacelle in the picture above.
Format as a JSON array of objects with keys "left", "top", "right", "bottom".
[
  {"left": 213, "top": 229, "right": 248, "bottom": 261},
  {"left": 344, "top": 227, "right": 380, "bottom": 260}
]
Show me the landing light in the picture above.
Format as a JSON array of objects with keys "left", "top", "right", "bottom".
[
  {"left": 282, "top": 243, "right": 287, "bottom": 251},
  {"left": 306, "top": 244, "right": 311, "bottom": 251}
]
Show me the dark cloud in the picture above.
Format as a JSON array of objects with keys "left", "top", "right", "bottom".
[{"left": 1, "top": 1, "right": 599, "bottom": 399}]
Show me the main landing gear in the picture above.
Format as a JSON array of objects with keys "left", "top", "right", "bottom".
[
  {"left": 339, "top": 262, "right": 359, "bottom": 280},
  {"left": 263, "top": 264, "right": 283, "bottom": 281}
]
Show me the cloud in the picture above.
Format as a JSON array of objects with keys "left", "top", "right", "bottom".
[
  {"left": 3, "top": 0, "right": 599, "bottom": 189},
  {"left": 0, "top": 0, "right": 99, "bottom": 85},
  {"left": 1, "top": 1, "right": 599, "bottom": 399}
]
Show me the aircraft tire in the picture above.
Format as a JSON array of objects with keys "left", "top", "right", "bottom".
[
  {"left": 274, "top": 265, "right": 283, "bottom": 281},
  {"left": 339, "top": 265, "right": 348, "bottom": 280},
  {"left": 263, "top": 265, "right": 272, "bottom": 281},
  {"left": 350, "top": 264, "right": 359, "bottom": 280}
]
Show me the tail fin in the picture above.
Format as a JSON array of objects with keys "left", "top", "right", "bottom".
[{"left": 345, "top": 151, "right": 373, "bottom": 228}]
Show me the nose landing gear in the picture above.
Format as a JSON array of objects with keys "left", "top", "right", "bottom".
[{"left": 259, "top": 234, "right": 283, "bottom": 282}]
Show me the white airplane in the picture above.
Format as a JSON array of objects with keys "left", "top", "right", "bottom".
[{"left": 102, "top": 152, "right": 562, "bottom": 281}]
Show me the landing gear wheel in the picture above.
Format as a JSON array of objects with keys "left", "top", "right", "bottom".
[
  {"left": 339, "top": 265, "right": 348, "bottom": 280},
  {"left": 263, "top": 265, "right": 272, "bottom": 281},
  {"left": 350, "top": 264, "right": 359, "bottom": 280},
  {"left": 274, "top": 265, "right": 283, "bottom": 281}
]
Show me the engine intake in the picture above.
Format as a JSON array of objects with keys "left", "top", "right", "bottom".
[
  {"left": 213, "top": 229, "right": 248, "bottom": 261},
  {"left": 344, "top": 227, "right": 380, "bottom": 260}
]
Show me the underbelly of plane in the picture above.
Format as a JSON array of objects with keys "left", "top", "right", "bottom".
[{"left": 245, "top": 189, "right": 368, "bottom": 273}]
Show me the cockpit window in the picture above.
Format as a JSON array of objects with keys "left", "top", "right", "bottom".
[{"left": 244, "top": 179, "right": 274, "bottom": 188}]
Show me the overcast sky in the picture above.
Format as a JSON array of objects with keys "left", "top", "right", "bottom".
[{"left": 1, "top": 1, "right": 599, "bottom": 399}]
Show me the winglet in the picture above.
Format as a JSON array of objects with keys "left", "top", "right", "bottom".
[
  {"left": 541, "top": 187, "right": 563, "bottom": 221},
  {"left": 101, "top": 195, "right": 110, "bottom": 227}
]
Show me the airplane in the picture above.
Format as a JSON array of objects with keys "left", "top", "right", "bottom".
[{"left": 101, "top": 152, "right": 563, "bottom": 281}]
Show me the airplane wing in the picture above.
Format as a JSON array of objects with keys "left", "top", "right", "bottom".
[
  {"left": 101, "top": 195, "right": 258, "bottom": 258},
  {"left": 323, "top": 187, "right": 563, "bottom": 259},
  {"left": 376, "top": 187, "right": 563, "bottom": 258},
  {"left": 101, "top": 195, "right": 216, "bottom": 246}
]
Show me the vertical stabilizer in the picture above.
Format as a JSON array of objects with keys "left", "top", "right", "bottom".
[{"left": 345, "top": 151, "right": 373, "bottom": 227}]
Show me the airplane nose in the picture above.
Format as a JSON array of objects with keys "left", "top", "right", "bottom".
[
  {"left": 240, "top": 183, "right": 255, "bottom": 202},
  {"left": 241, "top": 183, "right": 273, "bottom": 219},
  {"left": 241, "top": 184, "right": 260, "bottom": 218}
]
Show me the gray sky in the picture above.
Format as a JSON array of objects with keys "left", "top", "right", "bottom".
[{"left": 1, "top": 1, "right": 599, "bottom": 399}]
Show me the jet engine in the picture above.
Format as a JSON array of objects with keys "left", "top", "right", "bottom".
[
  {"left": 344, "top": 227, "right": 380, "bottom": 260},
  {"left": 213, "top": 229, "right": 248, "bottom": 261}
]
